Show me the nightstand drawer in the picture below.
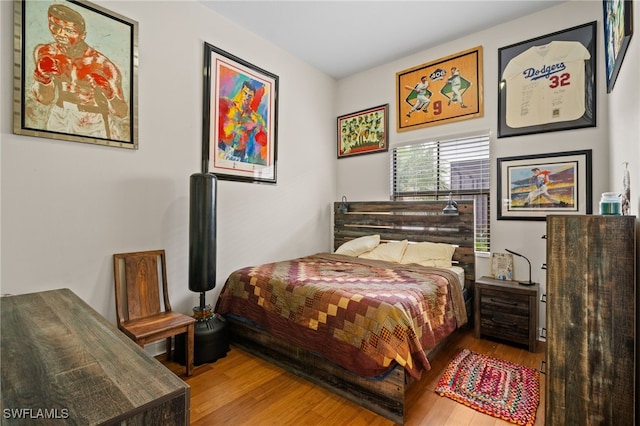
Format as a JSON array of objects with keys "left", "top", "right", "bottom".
[
  {"left": 480, "top": 289, "right": 530, "bottom": 317},
  {"left": 479, "top": 311, "right": 530, "bottom": 344}
]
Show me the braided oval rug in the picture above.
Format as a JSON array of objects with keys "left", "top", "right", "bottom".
[{"left": 435, "top": 349, "right": 540, "bottom": 426}]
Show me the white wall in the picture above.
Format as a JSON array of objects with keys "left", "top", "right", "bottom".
[
  {"left": 0, "top": 1, "right": 337, "bottom": 325},
  {"left": 608, "top": 2, "right": 640, "bottom": 208},
  {"left": 335, "top": 1, "right": 636, "bottom": 337},
  {"left": 607, "top": 6, "right": 640, "bottom": 414},
  {"left": 2, "top": 0, "right": 638, "bottom": 345},
  {"left": 607, "top": 0, "right": 640, "bottom": 310}
]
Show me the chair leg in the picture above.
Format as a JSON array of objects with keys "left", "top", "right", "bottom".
[
  {"left": 166, "top": 337, "right": 172, "bottom": 361},
  {"left": 186, "top": 324, "right": 194, "bottom": 376}
]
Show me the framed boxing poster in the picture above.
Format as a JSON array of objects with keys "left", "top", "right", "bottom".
[
  {"left": 396, "top": 46, "right": 483, "bottom": 132},
  {"left": 497, "top": 149, "right": 593, "bottom": 221},
  {"left": 13, "top": 0, "right": 139, "bottom": 149},
  {"left": 497, "top": 21, "right": 597, "bottom": 138},
  {"left": 202, "top": 42, "right": 278, "bottom": 184},
  {"left": 337, "top": 104, "right": 388, "bottom": 159},
  {"left": 603, "top": 0, "right": 634, "bottom": 93}
]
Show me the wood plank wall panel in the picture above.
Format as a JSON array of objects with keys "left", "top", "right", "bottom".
[{"left": 546, "top": 215, "right": 636, "bottom": 425}]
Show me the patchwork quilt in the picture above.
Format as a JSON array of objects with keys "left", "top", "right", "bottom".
[{"left": 216, "top": 253, "right": 467, "bottom": 379}]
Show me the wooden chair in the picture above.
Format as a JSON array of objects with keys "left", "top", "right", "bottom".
[{"left": 113, "top": 250, "right": 195, "bottom": 376}]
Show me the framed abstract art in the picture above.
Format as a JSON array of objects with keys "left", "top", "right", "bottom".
[{"left": 202, "top": 43, "right": 279, "bottom": 184}]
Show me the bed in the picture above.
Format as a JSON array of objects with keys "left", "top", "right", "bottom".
[{"left": 215, "top": 200, "right": 476, "bottom": 424}]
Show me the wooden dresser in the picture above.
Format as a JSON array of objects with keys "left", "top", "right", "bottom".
[
  {"left": 546, "top": 215, "right": 636, "bottom": 425},
  {"left": 1, "top": 288, "right": 190, "bottom": 425}
]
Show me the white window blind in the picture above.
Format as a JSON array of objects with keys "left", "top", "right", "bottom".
[{"left": 391, "top": 134, "right": 490, "bottom": 252}]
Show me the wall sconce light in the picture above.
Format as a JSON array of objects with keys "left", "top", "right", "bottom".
[
  {"left": 337, "top": 195, "right": 349, "bottom": 214},
  {"left": 442, "top": 193, "right": 458, "bottom": 215},
  {"left": 505, "top": 248, "right": 536, "bottom": 286}
]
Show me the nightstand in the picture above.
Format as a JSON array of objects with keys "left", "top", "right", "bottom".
[{"left": 474, "top": 276, "right": 539, "bottom": 352}]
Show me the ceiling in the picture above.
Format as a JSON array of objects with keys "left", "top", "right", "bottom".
[{"left": 201, "top": 1, "right": 567, "bottom": 80}]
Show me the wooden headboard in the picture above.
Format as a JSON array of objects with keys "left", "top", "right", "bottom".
[{"left": 333, "top": 200, "right": 476, "bottom": 289}]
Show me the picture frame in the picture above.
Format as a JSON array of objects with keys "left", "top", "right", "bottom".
[
  {"left": 13, "top": 0, "right": 139, "bottom": 149},
  {"left": 497, "top": 21, "right": 596, "bottom": 138},
  {"left": 337, "top": 104, "right": 388, "bottom": 158},
  {"left": 603, "top": 0, "right": 634, "bottom": 93},
  {"left": 497, "top": 149, "right": 593, "bottom": 221},
  {"left": 203, "top": 43, "right": 278, "bottom": 184},
  {"left": 491, "top": 252, "right": 514, "bottom": 281},
  {"left": 396, "top": 46, "right": 483, "bottom": 132}
]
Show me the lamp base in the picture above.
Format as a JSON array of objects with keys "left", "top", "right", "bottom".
[{"left": 518, "top": 281, "right": 537, "bottom": 286}]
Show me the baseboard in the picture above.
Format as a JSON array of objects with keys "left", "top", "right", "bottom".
[{"left": 144, "top": 340, "right": 167, "bottom": 357}]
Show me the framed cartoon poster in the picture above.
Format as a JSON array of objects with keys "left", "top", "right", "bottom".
[
  {"left": 396, "top": 46, "right": 483, "bottom": 132},
  {"left": 497, "top": 150, "right": 592, "bottom": 220},
  {"left": 337, "top": 104, "right": 388, "bottom": 159},
  {"left": 498, "top": 22, "right": 596, "bottom": 138},
  {"left": 202, "top": 43, "right": 278, "bottom": 184},
  {"left": 13, "top": 0, "right": 139, "bottom": 149}
]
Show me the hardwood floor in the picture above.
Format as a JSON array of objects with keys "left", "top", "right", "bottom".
[{"left": 158, "top": 328, "right": 546, "bottom": 425}]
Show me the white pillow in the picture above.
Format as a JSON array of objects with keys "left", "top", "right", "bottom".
[
  {"left": 358, "top": 240, "right": 408, "bottom": 263},
  {"left": 399, "top": 242, "right": 456, "bottom": 267},
  {"left": 335, "top": 235, "right": 380, "bottom": 257}
]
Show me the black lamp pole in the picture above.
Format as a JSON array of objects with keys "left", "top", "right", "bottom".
[{"left": 505, "top": 249, "right": 536, "bottom": 286}]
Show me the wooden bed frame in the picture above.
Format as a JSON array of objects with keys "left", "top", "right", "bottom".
[{"left": 225, "top": 200, "right": 476, "bottom": 424}]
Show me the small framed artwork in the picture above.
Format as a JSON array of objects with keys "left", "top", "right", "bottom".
[
  {"left": 13, "top": 0, "right": 139, "bottom": 149},
  {"left": 337, "top": 104, "right": 388, "bottom": 159},
  {"left": 603, "top": 0, "right": 634, "bottom": 93},
  {"left": 490, "top": 252, "right": 514, "bottom": 281},
  {"left": 396, "top": 46, "right": 483, "bottom": 132},
  {"left": 498, "top": 21, "right": 596, "bottom": 138},
  {"left": 203, "top": 43, "right": 278, "bottom": 184},
  {"left": 497, "top": 150, "right": 592, "bottom": 221}
]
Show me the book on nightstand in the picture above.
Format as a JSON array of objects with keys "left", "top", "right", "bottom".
[{"left": 490, "top": 252, "right": 514, "bottom": 281}]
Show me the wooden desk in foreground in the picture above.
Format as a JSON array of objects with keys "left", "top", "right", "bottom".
[{"left": 1, "top": 288, "right": 189, "bottom": 425}]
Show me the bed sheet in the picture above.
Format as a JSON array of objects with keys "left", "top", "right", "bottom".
[{"left": 216, "top": 253, "right": 467, "bottom": 379}]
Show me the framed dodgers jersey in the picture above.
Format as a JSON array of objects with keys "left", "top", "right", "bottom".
[{"left": 497, "top": 22, "right": 596, "bottom": 138}]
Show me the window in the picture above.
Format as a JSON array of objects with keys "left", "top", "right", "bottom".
[{"left": 391, "top": 133, "right": 490, "bottom": 252}]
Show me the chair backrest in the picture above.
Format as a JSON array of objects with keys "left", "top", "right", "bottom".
[{"left": 113, "top": 250, "right": 172, "bottom": 325}]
